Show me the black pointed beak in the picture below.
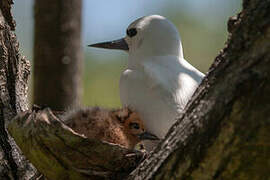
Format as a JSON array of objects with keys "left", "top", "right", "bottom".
[
  {"left": 138, "top": 131, "right": 160, "bottom": 141},
  {"left": 88, "top": 38, "right": 129, "bottom": 51}
]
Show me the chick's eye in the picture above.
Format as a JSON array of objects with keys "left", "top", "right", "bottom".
[
  {"left": 129, "top": 122, "right": 140, "bottom": 130},
  {"left": 127, "top": 28, "right": 137, "bottom": 37}
]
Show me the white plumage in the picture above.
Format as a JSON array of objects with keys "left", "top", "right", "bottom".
[
  {"left": 120, "top": 15, "right": 204, "bottom": 139},
  {"left": 120, "top": 55, "right": 204, "bottom": 139},
  {"left": 89, "top": 15, "right": 204, "bottom": 150}
]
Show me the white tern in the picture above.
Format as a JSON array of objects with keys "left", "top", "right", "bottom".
[{"left": 89, "top": 15, "right": 205, "bottom": 150}]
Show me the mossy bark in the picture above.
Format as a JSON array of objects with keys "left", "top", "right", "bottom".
[
  {"left": 8, "top": 108, "right": 144, "bottom": 180},
  {"left": 128, "top": 0, "right": 270, "bottom": 179}
]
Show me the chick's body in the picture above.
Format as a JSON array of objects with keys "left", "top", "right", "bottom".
[{"left": 64, "top": 107, "right": 146, "bottom": 149}]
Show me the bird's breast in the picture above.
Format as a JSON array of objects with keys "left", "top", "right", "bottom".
[{"left": 119, "top": 69, "right": 177, "bottom": 138}]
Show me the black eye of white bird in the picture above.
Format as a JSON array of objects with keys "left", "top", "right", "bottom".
[
  {"left": 129, "top": 122, "right": 140, "bottom": 129},
  {"left": 127, "top": 28, "right": 137, "bottom": 37}
]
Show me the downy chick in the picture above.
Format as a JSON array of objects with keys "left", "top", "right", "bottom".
[{"left": 63, "top": 107, "right": 159, "bottom": 149}]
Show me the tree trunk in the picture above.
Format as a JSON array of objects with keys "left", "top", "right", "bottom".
[
  {"left": 127, "top": 0, "right": 270, "bottom": 179},
  {"left": 1, "top": 0, "right": 269, "bottom": 179},
  {"left": 33, "top": 0, "right": 82, "bottom": 111},
  {"left": 0, "top": 1, "right": 38, "bottom": 179}
]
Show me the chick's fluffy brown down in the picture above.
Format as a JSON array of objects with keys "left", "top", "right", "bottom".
[{"left": 63, "top": 107, "right": 142, "bottom": 149}]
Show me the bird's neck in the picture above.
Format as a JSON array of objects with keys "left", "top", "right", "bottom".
[
  {"left": 128, "top": 39, "right": 184, "bottom": 64},
  {"left": 127, "top": 45, "right": 184, "bottom": 69},
  {"left": 178, "top": 42, "right": 184, "bottom": 59}
]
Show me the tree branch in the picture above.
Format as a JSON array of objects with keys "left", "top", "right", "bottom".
[{"left": 8, "top": 108, "right": 144, "bottom": 180}]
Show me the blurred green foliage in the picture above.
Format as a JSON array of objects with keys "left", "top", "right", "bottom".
[{"left": 83, "top": 56, "right": 125, "bottom": 108}]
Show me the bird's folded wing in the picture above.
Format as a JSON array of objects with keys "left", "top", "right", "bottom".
[{"left": 143, "top": 56, "right": 204, "bottom": 110}]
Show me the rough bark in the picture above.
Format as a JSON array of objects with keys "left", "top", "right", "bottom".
[
  {"left": 127, "top": 0, "right": 270, "bottom": 179},
  {"left": 0, "top": 1, "right": 38, "bottom": 179},
  {"left": 33, "top": 0, "right": 82, "bottom": 111}
]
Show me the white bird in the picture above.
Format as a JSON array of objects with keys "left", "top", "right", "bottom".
[{"left": 89, "top": 15, "right": 205, "bottom": 150}]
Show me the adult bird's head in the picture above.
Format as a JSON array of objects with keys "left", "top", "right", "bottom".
[{"left": 88, "top": 15, "right": 183, "bottom": 59}]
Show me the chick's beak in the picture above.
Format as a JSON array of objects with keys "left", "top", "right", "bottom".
[
  {"left": 88, "top": 38, "right": 129, "bottom": 51},
  {"left": 138, "top": 131, "right": 160, "bottom": 141}
]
